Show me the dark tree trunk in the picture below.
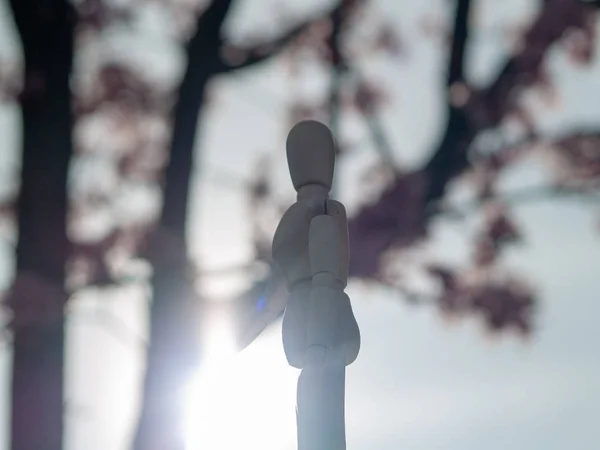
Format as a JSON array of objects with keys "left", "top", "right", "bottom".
[
  {"left": 132, "top": 16, "right": 222, "bottom": 448},
  {"left": 132, "top": 0, "right": 328, "bottom": 444},
  {"left": 8, "top": 1, "right": 75, "bottom": 449},
  {"left": 132, "top": 77, "right": 208, "bottom": 450}
]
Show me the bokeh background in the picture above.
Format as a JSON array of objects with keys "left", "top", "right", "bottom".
[{"left": 0, "top": 0, "right": 599, "bottom": 449}]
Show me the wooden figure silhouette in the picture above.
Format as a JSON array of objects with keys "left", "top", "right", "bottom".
[{"left": 272, "top": 120, "right": 361, "bottom": 450}]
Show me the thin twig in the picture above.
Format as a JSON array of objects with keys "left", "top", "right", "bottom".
[
  {"left": 362, "top": 105, "right": 397, "bottom": 167},
  {"left": 215, "top": 1, "right": 344, "bottom": 73},
  {"left": 69, "top": 308, "right": 148, "bottom": 349},
  {"left": 433, "top": 185, "right": 600, "bottom": 219}
]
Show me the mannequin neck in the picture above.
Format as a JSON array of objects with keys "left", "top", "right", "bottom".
[{"left": 297, "top": 184, "right": 329, "bottom": 201}]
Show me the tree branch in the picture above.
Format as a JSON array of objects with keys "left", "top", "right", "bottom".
[
  {"left": 447, "top": 0, "right": 472, "bottom": 87},
  {"left": 327, "top": 3, "right": 345, "bottom": 136},
  {"left": 70, "top": 308, "right": 148, "bottom": 350},
  {"left": 214, "top": 1, "right": 343, "bottom": 73},
  {"left": 469, "top": 0, "right": 594, "bottom": 129},
  {"left": 378, "top": 280, "right": 437, "bottom": 306},
  {"left": 436, "top": 184, "right": 600, "bottom": 219},
  {"left": 347, "top": 1, "right": 597, "bottom": 280},
  {"left": 429, "top": 126, "right": 600, "bottom": 215},
  {"left": 422, "top": 0, "right": 476, "bottom": 202},
  {"left": 341, "top": 66, "right": 397, "bottom": 167},
  {"left": 425, "top": 0, "right": 594, "bottom": 202},
  {"left": 327, "top": 2, "right": 347, "bottom": 197},
  {"left": 363, "top": 110, "right": 397, "bottom": 166},
  {"left": 196, "top": 0, "right": 235, "bottom": 41}
]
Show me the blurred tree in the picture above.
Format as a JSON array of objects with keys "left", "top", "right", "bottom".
[
  {"left": 4, "top": 1, "right": 75, "bottom": 449},
  {"left": 4, "top": 0, "right": 359, "bottom": 449},
  {"left": 248, "top": 0, "right": 600, "bottom": 339},
  {"left": 127, "top": 1, "right": 354, "bottom": 447},
  {"left": 340, "top": 0, "right": 599, "bottom": 335},
  {"left": 0, "top": 0, "right": 599, "bottom": 449},
  {"left": 0, "top": 0, "right": 125, "bottom": 444}
]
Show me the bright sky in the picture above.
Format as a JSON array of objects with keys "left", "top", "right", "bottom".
[{"left": 1, "top": 0, "right": 600, "bottom": 449}]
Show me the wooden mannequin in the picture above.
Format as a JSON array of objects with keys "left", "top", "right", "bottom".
[{"left": 272, "top": 120, "right": 361, "bottom": 450}]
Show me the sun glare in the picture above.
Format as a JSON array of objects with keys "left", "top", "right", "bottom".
[{"left": 183, "top": 313, "right": 299, "bottom": 450}]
